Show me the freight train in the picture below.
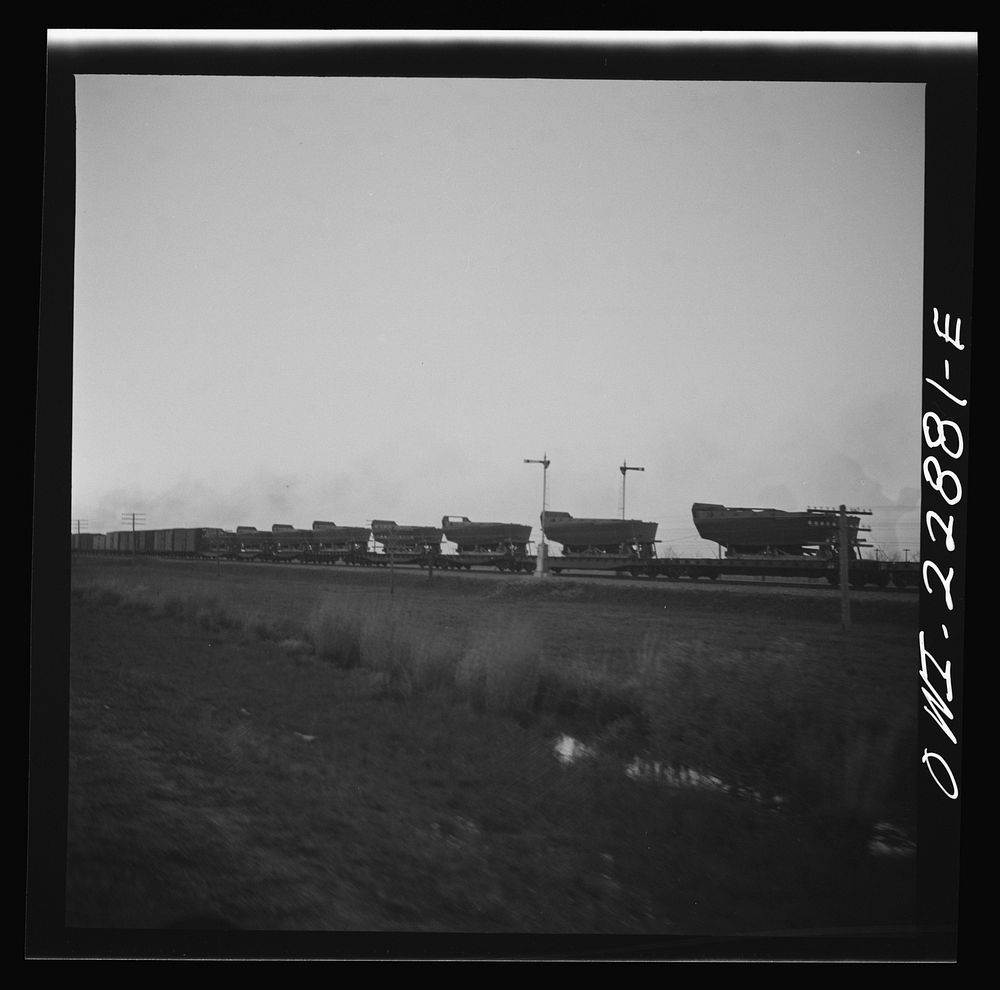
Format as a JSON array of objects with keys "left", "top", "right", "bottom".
[{"left": 71, "top": 503, "right": 921, "bottom": 590}]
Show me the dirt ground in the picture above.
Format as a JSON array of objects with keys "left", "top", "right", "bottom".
[{"left": 42, "top": 556, "right": 925, "bottom": 956}]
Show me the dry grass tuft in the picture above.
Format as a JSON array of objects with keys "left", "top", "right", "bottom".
[
  {"left": 307, "top": 606, "right": 363, "bottom": 667},
  {"left": 625, "top": 633, "right": 915, "bottom": 824},
  {"left": 454, "top": 616, "right": 543, "bottom": 716}
]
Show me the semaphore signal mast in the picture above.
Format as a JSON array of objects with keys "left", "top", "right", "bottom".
[
  {"left": 524, "top": 454, "right": 550, "bottom": 576},
  {"left": 619, "top": 460, "right": 644, "bottom": 519}
]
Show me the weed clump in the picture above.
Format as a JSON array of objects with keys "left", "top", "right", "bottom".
[
  {"left": 307, "top": 603, "right": 464, "bottom": 697},
  {"left": 307, "top": 607, "right": 363, "bottom": 668},
  {"left": 308, "top": 602, "right": 545, "bottom": 714},
  {"left": 454, "top": 616, "right": 543, "bottom": 717},
  {"left": 625, "top": 634, "right": 915, "bottom": 827}
]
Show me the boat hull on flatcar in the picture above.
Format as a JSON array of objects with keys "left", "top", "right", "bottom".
[
  {"left": 691, "top": 502, "right": 863, "bottom": 556},
  {"left": 370, "top": 520, "right": 443, "bottom": 552},
  {"left": 441, "top": 516, "right": 532, "bottom": 552},
  {"left": 540, "top": 511, "right": 658, "bottom": 556}
]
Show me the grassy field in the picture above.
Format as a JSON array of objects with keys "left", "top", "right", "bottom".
[{"left": 58, "top": 555, "right": 921, "bottom": 956}]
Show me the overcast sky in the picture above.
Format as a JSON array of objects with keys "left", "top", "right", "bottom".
[{"left": 70, "top": 67, "right": 927, "bottom": 556}]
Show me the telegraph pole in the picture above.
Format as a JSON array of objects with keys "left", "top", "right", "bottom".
[
  {"left": 839, "top": 505, "right": 851, "bottom": 630},
  {"left": 389, "top": 523, "right": 396, "bottom": 596},
  {"left": 524, "top": 454, "right": 550, "bottom": 576},
  {"left": 71, "top": 520, "right": 87, "bottom": 563},
  {"left": 371, "top": 520, "right": 398, "bottom": 596},
  {"left": 71, "top": 519, "right": 87, "bottom": 551},
  {"left": 619, "top": 461, "right": 644, "bottom": 519},
  {"left": 122, "top": 511, "right": 145, "bottom": 563}
]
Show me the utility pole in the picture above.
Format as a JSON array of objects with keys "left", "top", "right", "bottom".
[
  {"left": 524, "top": 454, "right": 550, "bottom": 576},
  {"left": 389, "top": 524, "right": 396, "bottom": 596},
  {"left": 71, "top": 520, "right": 87, "bottom": 562},
  {"left": 619, "top": 461, "right": 644, "bottom": 519},
  {"left": 839, "top": 505, "right": 851, "bottom": 630},
  {"left": 122, "top": 511, "right": 145, "bottom": 563},
  {"left": 71, "top": 519, "right": 87, "bottom": 551},
  {"left": 373, "top": 520, "right": 398, "bottom": 596}
]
